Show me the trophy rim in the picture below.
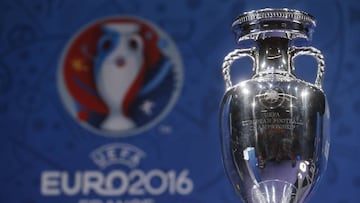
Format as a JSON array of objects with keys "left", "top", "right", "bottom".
[
  {"left": 232, "top": 8, "right": 316, "bottom": 27},
  {"left": 231, "top": 8, "right": 317, "bottom": 42}
]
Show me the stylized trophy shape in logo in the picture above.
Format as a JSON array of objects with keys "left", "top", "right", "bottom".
[
  {"left": 94, "top": 23, "right": 144, "bottom": 131},
  {"left": 219, "top": 9, "right": 330, "bottom": 203},
  {"left": 58, "top": 17, "right": 183, "bottom": 136}
]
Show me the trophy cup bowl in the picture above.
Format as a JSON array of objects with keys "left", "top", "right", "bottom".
[{"left": 220, "top": 8, "right": 330, "bottom": 203}]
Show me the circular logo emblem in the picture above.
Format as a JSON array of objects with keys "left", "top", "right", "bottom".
[
  {"left": 58, "top": 16, "right": 183, "bottom": 137},
  {"left": 257, "top": 87, "right": 285, "bottom": 109}
]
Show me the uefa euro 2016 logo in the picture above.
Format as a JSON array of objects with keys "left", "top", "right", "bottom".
[{"left": 58, "top": 16, "right": 183, "bottom": 137}]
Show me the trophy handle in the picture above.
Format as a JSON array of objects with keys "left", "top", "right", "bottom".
[
  {"left": 289, "top": 46, "right": 325, "bottom": 88},
  {"left": 222, "top": 48, "right": 256, "bottom": 90}
]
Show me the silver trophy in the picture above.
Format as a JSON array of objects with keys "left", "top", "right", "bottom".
[{"left": 219, "top": 8, "right": 330, "bottom": 203}]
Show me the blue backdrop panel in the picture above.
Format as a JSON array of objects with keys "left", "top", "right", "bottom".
[{"left": 0, "top": 0, "right": 359, "bottom": 203}]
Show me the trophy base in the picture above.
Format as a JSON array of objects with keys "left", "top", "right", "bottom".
[{"left": 100, "top": 113, "right": 135, "bottom": 131}]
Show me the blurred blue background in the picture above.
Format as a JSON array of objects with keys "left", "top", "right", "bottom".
[{"left": 0, "top": 0, "right": 359, "bottom": 203}]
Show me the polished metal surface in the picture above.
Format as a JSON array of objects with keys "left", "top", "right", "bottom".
[
  {"left": 220, "top": 8, "right": 329, "bottom": 203},
  {"left": 231, "top": 8, "right": 316, "bottom": 41}
]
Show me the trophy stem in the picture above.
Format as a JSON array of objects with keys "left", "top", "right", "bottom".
[{"left": 251, "top": 180, "right": 296, "bottom": 203}]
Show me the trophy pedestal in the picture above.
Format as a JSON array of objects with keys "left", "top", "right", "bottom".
[{"left": 101, "top": 113, "right": 135, "bottom": 131}]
